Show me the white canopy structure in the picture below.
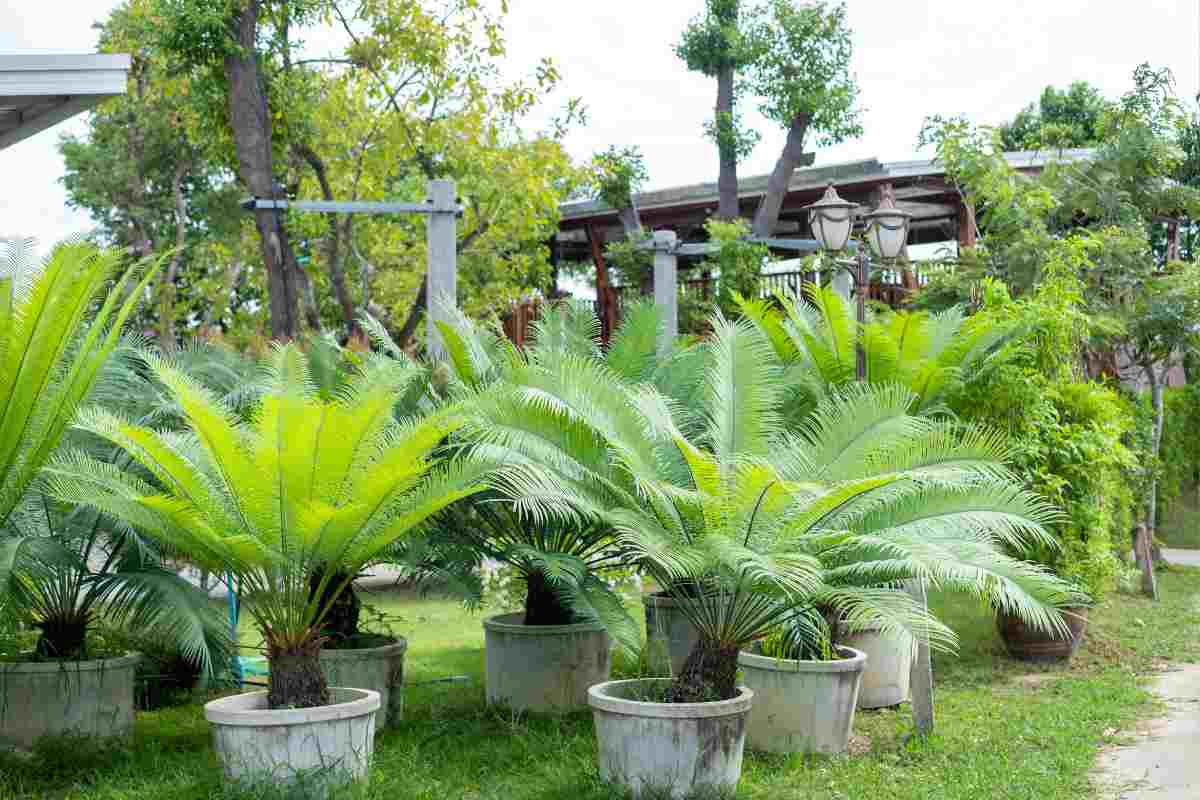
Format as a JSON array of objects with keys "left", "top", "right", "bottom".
[{"left": 0, "top": 53, "right": 130, "bottom": 151}]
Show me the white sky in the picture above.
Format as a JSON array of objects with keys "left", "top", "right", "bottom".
[{"left": 2, "top": 0, "right": 1198, "bottom": 252}]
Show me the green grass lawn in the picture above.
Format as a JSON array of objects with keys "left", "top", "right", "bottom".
[{"left": 6, "top": 569, "right": 1200, "bottom": 800}]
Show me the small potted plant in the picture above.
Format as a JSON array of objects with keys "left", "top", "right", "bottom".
[
  {"left": 491, "top": 316, "right": 1077, "bottom": 797},
  {"left": 48, "top": 345, "right": 491, "bottom": 792}
]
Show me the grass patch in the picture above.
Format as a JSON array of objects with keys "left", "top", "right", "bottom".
[{"left": 5, "top": 569, "right": 1200, "bottom": 799}]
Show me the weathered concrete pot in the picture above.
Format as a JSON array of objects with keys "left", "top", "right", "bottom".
[
  {"left": 643, "top": 592, "right": 699, "bottom": 676},
  {"left": 997, "top": 606, "right": 1089, "bottom": 663},
  {"left": 0, "top": 653, "right": 139, "bottom": 749},
  {"left": 738, "top": 645, "right": 865, "bottom": 754},
  {"left": 320, "top": 637, "right": 406, "bottom": 728},
  {"left": 839, "top": 628, "right": 911, "bottom": 709},
  {"left": 588, "top": 678, "right": 752, "bottom": 799},
  {"left": 483, "top": 612, "right": 611, "bottom": 713},
  {"left": 205, "top": 688, "right": 379, "bottom": 796}
]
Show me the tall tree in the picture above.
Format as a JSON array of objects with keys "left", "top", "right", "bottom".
[
  {"left": 677, "top": 0, "right": 762, "bottom": 220},
  {"left": 745, "top": 0, "right": 861, "bottom": 237},
  {"left": 154, "top": 0, "right": 323, "bottom": 341},
  {"left": 998, "top": 81, "right": 1113, "bottom": 151},
  {"left": 61, "top": 0, "right": 246, "bottom": 350}
]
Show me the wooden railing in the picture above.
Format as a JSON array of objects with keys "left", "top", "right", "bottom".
[{"left": 509, "top": 267, "right": 935, "bottom": 347}]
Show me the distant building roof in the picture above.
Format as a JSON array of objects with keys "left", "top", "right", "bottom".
[
  {"left": 0, "top": 53, "right": 130, "bottom": 151},
  {"left": 560, "top": 148, "right": 1094, "bottom": 224}
]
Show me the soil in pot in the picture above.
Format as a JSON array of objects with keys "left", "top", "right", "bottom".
[
  {"left": 997, "top": 606, "right": 1089, "bottom": 663},
  {"left": 738, "top": 645, "right": 866, "bottom": 754},
  {"left": 588, "top": 678, "right": 752, "bottom": 800}
]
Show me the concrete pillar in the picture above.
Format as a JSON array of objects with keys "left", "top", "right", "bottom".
[
  {"left": 831, "top": 266, "right": 854, "bottom": 301},
  {"left": 652, "top": 230, "right": 678, "bottom": 356},
  {"left": 426, "top": 179, "right": 457, "bottom": 360},
  {"left": 906, "top": 579, "right": 935, "bottom": 736}
]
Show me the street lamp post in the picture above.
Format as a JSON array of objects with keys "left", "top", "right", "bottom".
[
  {"left": 803, "top": 183, "right": 912, "bottom": 381},
  {"left": 803, "top": 181, "right": 934, "bottom": 737}
]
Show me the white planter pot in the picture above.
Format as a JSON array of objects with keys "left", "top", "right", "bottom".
[
  {"left": 643, "top": 593, "right": 699, "bottom": 676},
  {"left": 588, "top": 678, "right": 752, "bottom": 800},
  {"left": 738, "top": 645, "right": 866, "bottom": 754},
  {"left": 320, "top": 638, "right": 406, "bottom": 728},
  {"left": 0, "top": 653, "right": 139, "bottom": 750},
  {"left": 205, "top": 688, "right": 379, "bottom": 795},
  {"left": 839, "top": 628, "right": 911, "bottom": 708},
  {"left": 483, "top": 612, "right": 611, "bottom": 713}
]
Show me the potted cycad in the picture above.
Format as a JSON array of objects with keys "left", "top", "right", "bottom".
[
  {"left": 426, "top": 301, "right": 674, "bottom": 711},
  {"left": 489, "top": 316, "right": 1077, "bottom": 797},
  {"left": 739, "top": 286, "right": 1020, "bottom": 707},
  {"left": 0, "top": 241, "right": 158, "bottom": 750},
  {"left": 48, "top": 345, "right": 490, "bottom": 792}
]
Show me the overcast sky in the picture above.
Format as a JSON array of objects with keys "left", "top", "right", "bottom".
[{"left": 2, "top": 0, "right": 1198, "bottom": 252}]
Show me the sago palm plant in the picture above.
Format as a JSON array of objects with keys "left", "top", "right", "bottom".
[
  {"left": 47, "top": 345, "right": 492, "bottom": 709},
  {"left": 474, "top": 314, "right": 1080, "bottom": 701},
  {"left": 738, "top": 284, "right": 1016, "bottom": 419},
  {"left": 0, "top": 240, "right": 160, "bottom": 655},
  {"left": 360, "top": 300, "right": 701, "bottom": 650}
]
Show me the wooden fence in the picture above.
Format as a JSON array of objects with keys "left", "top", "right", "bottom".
[{"left": 505, "top": 267, "right": 932, "bottom": 348}]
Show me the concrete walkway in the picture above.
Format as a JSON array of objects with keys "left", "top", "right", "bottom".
[
  {"left": 1092, "top": 548, "right": 1200, "bottom": 799},
  {"left": 1093, "top": 665, "right": 1200, "bottom": 799},
  {"left": 1162, "top": 548, "right": 1200, "bottom": 568}
]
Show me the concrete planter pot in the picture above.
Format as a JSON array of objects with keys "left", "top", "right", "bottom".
[
  {"left": 588, "top": 678, "right": 752, "bottom": 799},
  {"left": 320, "top": 637, "right": 406, "bottom": 728},
  {"left": 997, "top": 605, "right": 1089, "bottom": 663},
  {"left": 0, "top": 653, "right": 139, "bottom": 749},
  {"left": 643, "top": 592, "right": 699, "bottom": 676},
  {"left": 205, "top": 688, "right": 379, "bottom": 796},
  {"left": 738, "top": 646, "right": 866, "bottom": 754},
  {"left": 839, "top": 627, "right": 912, "bottom": 708},
  {"left": 483, "top": 612, "right": 611, "bottom": 713}
]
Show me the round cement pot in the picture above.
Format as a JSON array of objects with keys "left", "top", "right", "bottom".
[
  {"left": 839, "top": 627, "right": 912, "bottom": 709},
  {"left": 738, "top": 645, "right": 865, "bottom": 754},
  {"left": 588, "top": 678, "right": 752, "bottom": 800},
  {"left": 320, "top": 637, "right": 406, "bottom": 728},
  {"left": 205, "top": 687, "right": 379, "bottom": 796},
  {"left": 0, "top": 653, "right": 139, "bottom": 750},
  {"left": 483, "top": 612, "right": 611, "bottom": 712},
  {"left": 998, "top": 606, "right": 1089, "bottom": 663},
  {"left": 643, "top": 592, "right": 699, "bottom": 676}
]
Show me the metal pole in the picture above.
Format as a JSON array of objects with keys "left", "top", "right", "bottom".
[
  {"left": 426, "top": 179, "right": 457, "bottom": 360},
  {"left": 854, "top": 250, "right": 868, "bottom": 382},
  {"left": 652, "top": 230, "right": 678, "bottom": 357}
]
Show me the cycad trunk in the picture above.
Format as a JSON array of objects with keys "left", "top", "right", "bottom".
[
  {"left": 34, "top": 617, "right": 88, "bottom": 660},
  {"left": 524, "top": 570, "right": 575, "bottom": 626},
  {"left": 668, "top": 637, "right": 740, "bottom": 703},
  {"left": 309, "top": 570, "right": 361, "bottom": 645},
  {"left": 267, "top": 638, "right": 329, "bottom": 709}
]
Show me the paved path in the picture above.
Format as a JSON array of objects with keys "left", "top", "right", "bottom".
[
  {"left": 1092, "top": 548, "right": 1200, "bottom": 798},
  {"left": 1162, "top": 548, "right": 1200, "bottom": 568},
  {"left": 1093, "top": 665, "right": 1200, "bottom": 799}
]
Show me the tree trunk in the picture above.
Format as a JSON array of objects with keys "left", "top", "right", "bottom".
[
  {"left": 752, "top": 113, "right": 811, "bottom": 238},
  {"left": 1147, "top": 366, "right": 1165, "bottom": 539},
  {"left": 523, "top": 570, "right": 575, "bottom": 626},
  {"left": 297, "top": 144, "right": 356, "bottom": 337},
  {"left": 267, "top": 639, "right": 330, "bottom": 709},
  {"left": 617, "top": 205, "right": 643, "bottom": 236},
  {"left": 668, "top": 636, "right": 739, "bottom": 702},
  {"left": 395, "top": 274, "right": 428, "bottom": 350},
  {"left": 715, "top": 65, "right": 739, "bottom": 220},
  {"left": 223, "top": 0, "right": 303, "bottom": 341},
  {"left": 159, "top": 161, "right": 188, "bottom": 353}
]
